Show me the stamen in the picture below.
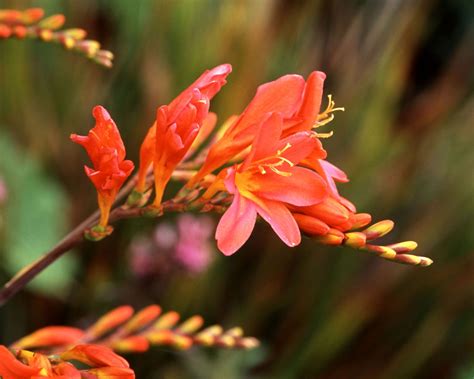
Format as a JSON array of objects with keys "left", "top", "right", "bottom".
[
  {"left": 252, "top": 143, "right": 295, "bottom": 177},
  {"left": 314, "top": 94, "right": 345, "bottom": 129},
  {"left": 314, "top": 131, "right": 334, "bottom": 139},
  {"left": 269, "top": 166, "right": 292, "bottom": 177}
]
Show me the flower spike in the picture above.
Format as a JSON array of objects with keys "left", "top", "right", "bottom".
[
  {"left": 0, "top": 7, "right": 114, "bottom": 67},
  {"left": 0, "top": 304, "right": 258, "bottom": 378}
]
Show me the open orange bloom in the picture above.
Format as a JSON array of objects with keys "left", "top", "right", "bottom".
[
  {"left": 215, "top": 113, "right": 328, "bottom": 255},
  {"left": 71, "top": 106, "right": 134, "bottom": 227},
  {"left": 188, "top": 70, "right": 327, "bottom": 187},
  {"left": 136, "top": 64, "right": 232, "bottom": 206},
  {"left": 0, "top": 344, "right": 134, "bottom": 379},
  {"left": 0, "top": 345, "right": 40, "bottom": 379}
]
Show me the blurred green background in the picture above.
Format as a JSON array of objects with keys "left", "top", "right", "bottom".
[{"left": 1, "top": 0, "right": 473, "bottom": 378}]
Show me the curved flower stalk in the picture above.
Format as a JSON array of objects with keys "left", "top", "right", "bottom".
[
  {"left": 0, "top": 64, "right": 432, "bottom": 309},
  {"left": 71, "top": 106, "right": 134, "bottom": 238},
  {"left": 11, "top": 304, "right": 259, "bottom": 353},
  {"left": 0, "top": 305, "right": 259, "bottom": 378},
  {"left": 0, "top": 8, "right": 114, "bottom": 67},
  {"left": 134, "top": 64, "right": 232, "bottom": 208}
]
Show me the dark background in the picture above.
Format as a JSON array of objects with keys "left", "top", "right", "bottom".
[{"left": 0, "top": 0, "right": 473, "bottom": 378}]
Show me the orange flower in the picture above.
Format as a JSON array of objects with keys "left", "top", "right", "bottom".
[
  {"left": 60, "top": 344, "right": 129, "bottom": 368},
  {"left": 187, "top": 70, "right": 327, "bottom": 187},
  {"left": 215, "top": 113, "right": 328, "bottom": 255},
  {"left": 0, "top": 345, "right": 40, "bottom": 379},
  {"left": 71, "top": 106, "right": 134, "bottom": 227},
  {"left": 135, "top": 64, "right": 232, "bottom": 206}
]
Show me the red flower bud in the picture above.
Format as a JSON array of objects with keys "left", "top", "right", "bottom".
[{"left": 71, "top": 106, "right": 134, "bottom": 227}]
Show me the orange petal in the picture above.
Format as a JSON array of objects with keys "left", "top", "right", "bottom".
[
  {"left": 61, "top": 344, "right": 129, "bottom": 368},
  {"left": 216, "top": 192, "right": 257, "bottom": 256},
  {"left": 0, "top": 346, "right": 40, "bottom": 379}
]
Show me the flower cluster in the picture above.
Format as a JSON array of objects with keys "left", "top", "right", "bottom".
[
  {"left": 0, "top": 8, "right": 113, "bottom": 67},
  {"left": 0, "top": 304, "right": 258, "bottom": 378},
  {"left": 70, "top": 64, "right": 431, "bottom": 266}
]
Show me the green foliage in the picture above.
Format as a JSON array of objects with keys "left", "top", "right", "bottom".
[{"left": 0, "top": 132, "right": 76, "bottom": 296}]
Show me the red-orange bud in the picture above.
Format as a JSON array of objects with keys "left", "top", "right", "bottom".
[
  {"left": 86, "top": 306, "right": 134, "bottom": 339},
  {"left": 12, "top": 326, "right": 84, "bottom": 350},
  {"left": 293, "top": 213, "right": 330, "bottom": 236},
  {"left": 38, "top": 14, "right": 65, "bottom": 30},
  {"left": 71, "top": 106, "right": 134, "bottom": 227},
  {"left": 123, "top": 305, "right": 161, "bottom": 333}
]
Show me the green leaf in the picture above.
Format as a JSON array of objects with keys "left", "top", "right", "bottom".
[{"left": 0, "top": 131, "right": 76, "bottom": 297}]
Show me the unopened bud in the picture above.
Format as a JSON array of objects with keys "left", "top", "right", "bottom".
[
  {"left": 13, "top": 25, "right": 27, "bottom": 38},
  {"left": 147, "top": 329, "right": 173, "bottom": 345},
  {"left": 112, "top": 336, "right": 149, "bottom": 353},
  {"left": 39, "top": 29, "right": 53, "bottom": 41},
  {"left": 76, "top": 40, "right": 100, "bottom": 56},
  {"left": 217, "top": 334, "right": 236, "bottom": 348},
  {"left": 63, "top": 28, "right": 87, "bottom": 40},
  {"left": 364, "top": 244, "right": 397, "bottom": 260},
  {"left": 124, "top": 305, "right": 161, "bottom": 333},
  {"left": 171, "top": 334, "right": 193, "bottom": 350},
  {"left": 225, "top": 327, "right": 243, "bottom": 338},
  {"left": 363, "top": 220, "right": 394, "bottom": 240},
  {"left": 350, "top": 213, "right": 372, "bottom": 229},
  {"left": 393, "top": 254, "right": 433, "bottom": 267},
  {"left": 0, "top": 24, "right": 12, "bottom": 38},
  {"left": 312, "top": 228, "right": 344, "bottom": 245},
  {"left": 344, "top": 232, "right": 366, "bottom": 248},
  {"left": 154, "top": 311, "right": 180, "bottom": 330},
  {"left": 176, "top": 315, "right": 204, "bottom": 334},
  {"left": 38, "top": 14, "right": 65, "bottom": 30},
  {"left": 86, "top": 306, "right": 134, "bottom": 339},
  {"left": 239, "top": 337, "right": 260, "bottom": 349},
  {"left": 386, "top": 240, "right": 417, "bottom": 253},
  {"left": 23, "top": 8, "right": 45, "bottom": 24},
  {"left": 293, "top": 213, "right": 330, "bottom": 236}
]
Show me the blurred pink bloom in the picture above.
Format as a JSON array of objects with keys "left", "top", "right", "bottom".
[
  {"left": 175, "top": 215, "right": 213, "bottom": 273},
  {"left": 129, "top": 215, "right": 214, "bottom": 277}
]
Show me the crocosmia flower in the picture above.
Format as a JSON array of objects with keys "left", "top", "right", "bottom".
[
  {"left": 0, "top": 345, "right": 39, "bottom": 379},
  {"left": 188, "top": 70, "right": 329, "bottom": 187},
  {"left": 215, "top": 112, "right": 327, "bottom": 255},
  {"left": 136, "top": 64, "right": 232, "bottom": 206},
  {"left": 71, "top": 106, "right": 134, "bottom": 227}
]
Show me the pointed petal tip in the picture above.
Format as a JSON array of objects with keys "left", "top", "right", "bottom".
[{"left": 92, "top": 105, "right": 111, "bottom": 122}]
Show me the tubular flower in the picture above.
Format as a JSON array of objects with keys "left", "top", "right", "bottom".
[
  {"left": 187, "top": 70, "right": 332, "bottom": 187},
  {"left": 214, "top": 112, "right": 328, "bottom": 255},
  {"left": 135, "top": 64, "right": 232, "bottom": 207},
  {"left": 0, "top": 344, "right": 134, "bottom": 379},
  {"left": 71, "top": 106, "right": 134, "bottom": 228},
  {"left": 0, "top": 345, "right": 39, "bottom": 379}
]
